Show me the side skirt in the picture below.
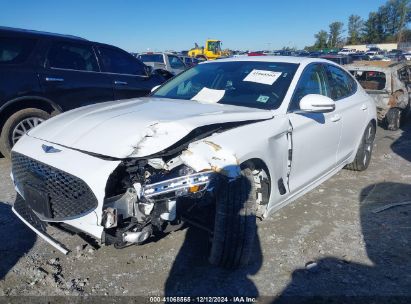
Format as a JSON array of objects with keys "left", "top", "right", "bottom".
[{"left": 264, "top": 160, "right": 349, "bottom": 218}]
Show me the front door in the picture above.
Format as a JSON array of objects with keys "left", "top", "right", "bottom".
[
  {"left": 97, "top": 45, "right": 161, "bottom": 100},
  {"left": 287, "top": 64, "right": 342, "bottom": 192}
]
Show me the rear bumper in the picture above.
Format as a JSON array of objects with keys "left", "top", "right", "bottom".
[{"left": 12, "top": 195, "right": 69, "bottom": 254}]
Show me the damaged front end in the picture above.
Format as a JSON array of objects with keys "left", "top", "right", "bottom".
[
  {"left": 102, "top": 139, "right": 240, "bottom": 248},
  {"left": 11, "top": 119, "right": 259, "bottom": 253}
]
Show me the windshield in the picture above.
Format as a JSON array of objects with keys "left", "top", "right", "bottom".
[
  {"left": 138, "top": 54, "right": 163, "bottom": 63},
  {"left": 153, "top": 61, "right": 298, "bottom": 110},
  {"left": 207, "top": 41, "right": 221, "bottom": 53}
]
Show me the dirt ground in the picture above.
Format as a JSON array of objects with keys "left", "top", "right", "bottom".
[{"left": 0, "top": 122, "right": 410, "bottom": 301}]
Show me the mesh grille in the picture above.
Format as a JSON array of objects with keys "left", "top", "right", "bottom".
[
  {"left": 14, "top": 195, "right": 47, "bottom": 232},
  {"left": 11, "top": 152, "right": 98, "bottom": 220}
]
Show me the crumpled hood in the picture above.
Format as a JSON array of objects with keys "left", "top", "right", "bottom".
[{"left": 29, "top": 97, "right": 274, "bottom": 159}]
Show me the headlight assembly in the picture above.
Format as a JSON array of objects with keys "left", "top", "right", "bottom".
[{"left": 142, "top": 170, "right": 213, "bottom": 199}]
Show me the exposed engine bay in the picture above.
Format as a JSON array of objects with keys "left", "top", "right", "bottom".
[
  {"left": 99, "top": 121, "right": 268, "bottom": 248},
  {"left": 102, "top": 157, "right": 217, "bottom": 248}
]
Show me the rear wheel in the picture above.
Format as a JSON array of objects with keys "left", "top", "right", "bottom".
[
  {"left": 345, "top": 122, "right": 376, "bottom": 171},
  {"left": 385, "top": 108, "right": 401, "bottom": 131},
  {"left": 209, "top": 169, "right": 257, "bottom": 269},
  {"left": 0, "top": 108, "right": 49, "bottom": 158}
]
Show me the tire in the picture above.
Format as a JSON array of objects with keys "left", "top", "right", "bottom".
[
  {"left": 209, "top": 169, "right": 257, "bottom": 269},
  {"left": 385, "top": 108, "right": 401, "bottom": 131},
  {"left": 345, "top": 122, "right": 376, "bottom": 171},
  {"left": 0, "top": 108, "right": 50, "bottom": 158}
]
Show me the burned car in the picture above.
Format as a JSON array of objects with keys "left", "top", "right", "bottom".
[
  {"left": 346, "top": 61, "right": 411, "bottom": 130},
  {"left": 11, "top": 57, "right": 376, "bottom": 268}
]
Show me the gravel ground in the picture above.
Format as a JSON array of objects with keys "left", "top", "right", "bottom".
[{"left": 0, "top": 123, "right": 410, "bottom": 301}]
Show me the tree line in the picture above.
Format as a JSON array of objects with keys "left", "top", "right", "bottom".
[{"left": 307, "top": 0, "right": 411, "bottom": 50}]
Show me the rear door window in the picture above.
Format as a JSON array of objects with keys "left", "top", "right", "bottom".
[
  {"left": 325, "top": 64, "right": 357, "bottom": 100},
  {"left": 47, "top": 41, "right": 99, "bottom": 72},
  {"left": 0, "top": 37, "right": 37, "bottom": 64},
  {"left": 138, "top": 54, "right": 164, "bottom": 63},
  {"left": 99, "top": 46, "right": 146, "bottom": 76}
]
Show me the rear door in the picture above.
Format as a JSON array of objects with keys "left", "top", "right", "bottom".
[
  {"left": 39, "top": 40, "right": 114, "bottom": 111},
  {"left": 97, "top": 46, "right": 160, "bottom": 100},
  {"left": 324, "top": 64, "right": 367, "bottom": 162},
  {"left": 0, "top": 35, "right": 41, "bottom": 103},
  {"left": 287, "top": 64, "right": 342, "bottom": 192}
]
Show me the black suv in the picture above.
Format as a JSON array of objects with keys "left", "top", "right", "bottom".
[{"left": 0, "top": 27, "right": 165, "bottom": 157}]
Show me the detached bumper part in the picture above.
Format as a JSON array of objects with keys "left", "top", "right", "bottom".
[{"left": 12, "top": 196, "right": 69, "bottom": 255}]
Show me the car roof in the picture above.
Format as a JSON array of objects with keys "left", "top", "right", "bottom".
[
  {"left": 203, "top": 56, "right": 332, "bottom": 65},
  {"left": 0, "top": 26, "right": 87, "bottom": 41}
]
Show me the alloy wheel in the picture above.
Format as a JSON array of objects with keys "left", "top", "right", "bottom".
[{"left": 12, "top": 117, "right": 44, "bottom": 145}]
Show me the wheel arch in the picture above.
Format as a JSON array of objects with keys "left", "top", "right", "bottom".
[
  {"left": 0, "top": 96, "right": 62, "bottom": 132},
  {"left": 357, "top": 118, "right": 377, "bottom": 151},
  {"left": 240, "top": 157, "right": 272, "bottom": 204},
  {"left": 348, "top": 118, "right": 377, "bottom": 165},
  {"left": 370, "top": 118, "right": 377, "bottom": 130},
  {"left": 240, "top": 158, "right": 271, "bottom": 179}
]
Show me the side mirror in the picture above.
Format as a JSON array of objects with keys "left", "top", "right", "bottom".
[
  {"left": 151, "top": 85, "right": 161, "bottom": 93},
  {"left": 299, "top": 94, "right": 336, "bottom": 113}
]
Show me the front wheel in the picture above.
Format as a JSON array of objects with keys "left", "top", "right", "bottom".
[
  {"left": 345, "top": 122, "right": 376, "bottom": 171},
  {"left": 209, "top": 169, "right": 257, "bottom": 269}
]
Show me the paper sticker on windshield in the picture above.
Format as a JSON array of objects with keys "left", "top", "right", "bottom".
[
  {"left": 257, "top": 95, "right": 270, "bottom": 103},
  {"left": 191, "top": 87, "right": 225, "bottom": 103},
  {"left": 243, "top": 69, "right": 282, "bottom": 85}
]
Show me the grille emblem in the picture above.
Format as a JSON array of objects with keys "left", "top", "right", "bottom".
[{"left": 41, "top": 144, "right": 61, "bottom": 153}]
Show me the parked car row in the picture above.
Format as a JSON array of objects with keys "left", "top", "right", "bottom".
[{"left": 245, "top": 47, "right": 411, "bottom": 64}]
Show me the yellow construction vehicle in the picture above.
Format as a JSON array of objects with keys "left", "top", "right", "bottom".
[{"left": 188, "top": 39, "right": 228, "bottom": 60}]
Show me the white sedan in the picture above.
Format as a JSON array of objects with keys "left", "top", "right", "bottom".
[{"left": 11, "top": 57, "right": 376, "bottom": 269}]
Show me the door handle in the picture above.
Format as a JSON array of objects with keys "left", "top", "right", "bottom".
[
  {"left": 330, "top": 114, "right": 341, "bottom": 122},
  {"left": 361, "top": 104, "right": 368, "bottom": 111},
  {"left": 114, "top": 80, "right": 128, "bottom": 85},
  {"left": 45, "top": 77, "right": 64, "bottom": 82}
]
